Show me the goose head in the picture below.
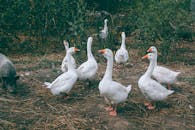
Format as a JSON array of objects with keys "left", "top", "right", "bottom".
[
  {"left": 87, "top": 37, "right": 93, "bottom": 44},
  {"left": 147, "top": 46, "right": 157, "bottom": 53},
  {"left": 104, "top": 19, "right": 108, "bottom": 24},
  {"left": 142, "top": 53, "right": 155, "bottom": 62},
  {"left": 67, "top": 47, "right": 80, "bottom": 54},
  {"left": 98, "top": 49, "right": 113, "bottom": 59},
  {"left": 121, "top": 32, "right": 126, "bottom": 39},
  {"left": 63, "top": 40, "right": 69, "bottom": 50}
]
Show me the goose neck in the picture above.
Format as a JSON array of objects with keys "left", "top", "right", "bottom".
[
  {"left": 87, "top": 42, "right": 93, "bottom": 59},
  {"left": 154, "top": 52, "right": 158, "bottom": 67},
  {"left": 120, "top": 37, "right": 126, "bottom": 49},
  {"left": 64, "top": 44, "right": 69, "bottom": 51},
  {"left": 104, "top": 22, "right": 107, "bottom": 30},
  {"left": 65, "top": 46, "right": 69, "bottom": 51},
  {"left": 144, "top": 58, "right": 155, "bottom": 78},
  {"left": 67, "top": 52, "right": 74, "bottom": 70},
  {"left": 103, "top": 56, "right": 113, "bottom": 80}
]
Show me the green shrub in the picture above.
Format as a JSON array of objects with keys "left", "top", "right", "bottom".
[
  {"left": 0, "top": 0, "right": 88, "bottom": 53},
  {"left": 125, "top": 0, "right": 193, "bottom": 62}
]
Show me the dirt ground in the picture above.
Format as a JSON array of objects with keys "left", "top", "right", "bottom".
[{"left": 0, "top": 49, "right": 195, "bottom": 130}]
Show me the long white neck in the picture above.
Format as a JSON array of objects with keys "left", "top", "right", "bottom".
[
  {"left": 104, "top": 21, "right": 107, "bottom": 30},
  {"left": 87, "top": 41, "right": 94, "bottom": 59},
  {"left": 103, "top": 55, "right": 113, "bottom": 80},
  {"left": 67, "top": 52, "right": 74, "bottom": 70},
  {"left": 144, "top": 58, "right": 155, "bottom": 78},
  {"left": 64, "top": 41, "right": 69, "bottom": 52},
  {"left": 154, "top": 51, "right": 158, "bottom": 67},
  {"left": 65, "top": 45, "right": 69, "bottom": 51},
  {"left": 120, "top": 36, "right": 126, "bottom": 49}
]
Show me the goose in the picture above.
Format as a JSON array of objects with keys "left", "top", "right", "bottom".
[
  {"left": 147, "top": 46, "right": 180, "bottom": 89},
  {"left": 99, "top": 19, "right": 108, "bottom": 39},
  {"left": 115, "top": 32, "right": 129, "bottom": 64},
  {"left": 77, "top": 37, "right": 98, "bottom": 82},
  {"left": 138, "top": 53, "right": 174, "bottom": 109},
  {"left": 45, "top": 47, "right": 79, "bottom": 95},
  {"left": 98, "top": 49, "right": 132, "bottom": 116},
  {"left": 61, "top": 40, "right": 76, "bottom": 72}
]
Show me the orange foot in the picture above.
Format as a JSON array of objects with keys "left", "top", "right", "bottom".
[
  {"left": 147, "top": 104, "right": 155, "bottom": 110},
  {"left": 105, "top": 106, "right": 113, "bottom": 111},
  {"left": 109, "top": 110, "right": 117, "bottom": 116}
]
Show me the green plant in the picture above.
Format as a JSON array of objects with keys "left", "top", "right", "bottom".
[{"left": 126, "top": 0, "right": 193, "bottom": 63}]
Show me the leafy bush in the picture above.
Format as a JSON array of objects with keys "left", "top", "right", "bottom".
[
  {"left": 0, "top": 0, "right": 88, "bottom": 53},
  {"left": 0, "top": 0, "right": 193, "bottom": 63},
  {"left": 125, "top": 0, "right": 193, "bottom": 62}
]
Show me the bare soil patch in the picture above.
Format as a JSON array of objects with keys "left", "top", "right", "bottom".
[{"left": 0, "top": 51, "right": 194, "bottom": 130}]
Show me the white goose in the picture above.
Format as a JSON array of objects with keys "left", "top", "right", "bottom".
[
  {"left": 147, "top": 46, "right": 180, "bottom": 89},
  {"left": 115, "top": 32, "right": 129, "bottom": 63},
  {"left": 98, "top": 49, "right": 132, "bottom": 116},
  {"left": 138, "top": 53, "right": 174, "bottom": 109},
  {"left": 61, "top": 40, "right": 76, "bottom": 72},
  {"left": 99, "top": 19, "right": 108, "bottom": 39},
  {"left": 77, "top": 37, "right": 98, "bottom": 81},
  {"left": 46, "top": 47, "right": 79, "bottom": 95}
]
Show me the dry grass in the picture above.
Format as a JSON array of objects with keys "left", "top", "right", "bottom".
[{"left": 0, "top": 49, "right": 195, "bottom": 130}]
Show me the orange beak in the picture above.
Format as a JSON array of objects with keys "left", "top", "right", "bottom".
[
  {"left": 98, "top": 49, "right": 106, "bottom": 54},
  {"left": 147, "top": 48, "right": 152, "bottom": 52},
  {"left": 74, "top": 47, "right": 80, "bottom": 52},
  {"left": 142, "top": 54, "right": 148, "bottom": 59}
]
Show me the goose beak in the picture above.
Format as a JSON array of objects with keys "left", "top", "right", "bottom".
[
  {"left": 74, "top": 47, "right": 80, "bottom": 52},
  {"left": 98, "top": 49, "right": 106, "bottom": 54},
  {"left": 147, "top": 48, "right": 152, "bottom": 52},
  {"left": 142, "top": 54, "right": 148, "bottom": 59}
]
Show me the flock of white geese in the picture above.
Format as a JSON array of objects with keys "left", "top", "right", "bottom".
[{"left": 44, "top": 19, "right": 180, "bottom": 116}]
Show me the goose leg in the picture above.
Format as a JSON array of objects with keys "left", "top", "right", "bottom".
[
  {"left": 104, "top": 97, "right": 113, "bottom": 111},
  {"left": 147, "top": 103, "right": 155, "bottom": 110},
  {"left": 109, "top": 104, "right": 117, "bottom": 116},
  {"left": 144, "top": 102, "right": 155, "bottom": 110}
]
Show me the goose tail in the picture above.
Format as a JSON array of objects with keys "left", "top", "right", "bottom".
[
  {"left": 168, "top": 90, "right": 174, "bottom": 95},
  {"left": 175, "top": 71, "right": 181, "bottom": 77},
  {"left": 44, "top": 82, "right": 51, "bottom": 88},
  {"left": 126, "top": 85, "right": 132, "bottom": 94}
]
